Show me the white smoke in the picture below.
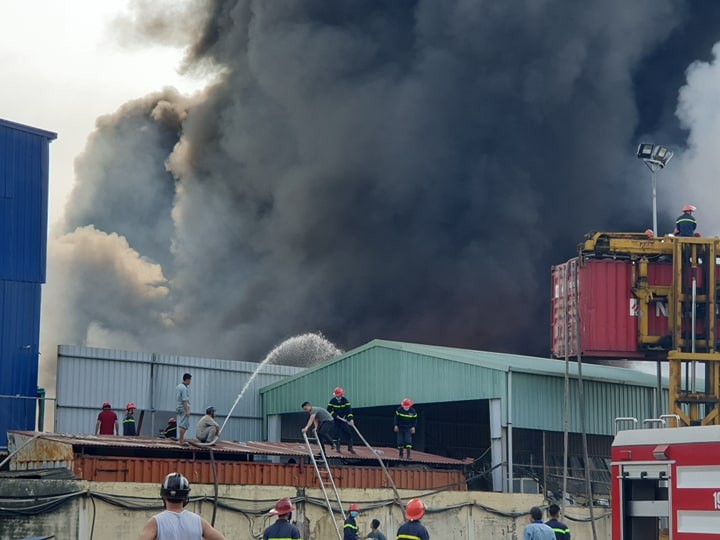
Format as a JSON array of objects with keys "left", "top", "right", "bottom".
[{"left": 669, "top": 43, "right": 720, "bottom": 236}]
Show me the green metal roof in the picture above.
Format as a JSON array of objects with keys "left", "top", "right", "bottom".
[{"left": 260, "top": 340, "right": 663, "bottom": 436}]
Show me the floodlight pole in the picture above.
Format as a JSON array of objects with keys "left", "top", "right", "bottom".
[{"left": 643, "top": 161, "right": 659, "bottom": 236}]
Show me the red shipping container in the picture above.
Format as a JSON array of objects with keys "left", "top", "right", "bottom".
[{"left": 551, "top": 258, "right": 673, "bottom": 359}]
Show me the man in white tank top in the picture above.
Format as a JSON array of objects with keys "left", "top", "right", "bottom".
[{"left": 139, "top": 473, "right": 226, "bottom": 540}]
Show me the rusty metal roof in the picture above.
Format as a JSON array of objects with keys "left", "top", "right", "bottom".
[{"left": 9, "top": 431, "right": 469, "bottom": 467}]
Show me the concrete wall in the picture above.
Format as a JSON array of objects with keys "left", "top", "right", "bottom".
[{"left": 0, "top": 480, "right": 611, "bottom": 540}]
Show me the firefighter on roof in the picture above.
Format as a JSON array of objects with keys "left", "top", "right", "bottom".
[
  {"left": 675, "top": 204, "right": 697, "bottom": 237},
  {"left": 123, "top": 402, "right": 138, "bottom": 436},
  {"left": 328, "top": 386, "right": 356, "bottom": 454},
  {"left": 394, "top": 398, "right": 417, "bottom": 459}
]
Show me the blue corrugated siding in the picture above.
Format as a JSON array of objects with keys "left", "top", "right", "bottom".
[
  {"left": 0, "top": 119, "right": 55, "bottom": 448},
  {"left": 0, "top": 280, "right": 42, "bottom": 448},
  {"left": 0, "top": 120, "right": 55, "bottom": 282}
]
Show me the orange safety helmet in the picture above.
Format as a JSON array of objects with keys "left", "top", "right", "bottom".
[
  {"left": 405, "top": 498, "right": 426, "bottom": 521},
  {"left": 126, "top": 402, "right": 136, "bottom": 410},
  {"left": 682, "top": 204, "right": 697, "bottom": 213},
  {"left": 102, "top": 402, "right": 111, "bottom": 409},
  {"left": 401, "top": 398, "right": 414, "bottom": 408},
  {"left": 349, "top": 503, "right": 359, "bottom": 512},
  {"left": 269, "top": 497, "right": 294, "bottom": 516},
  {"left": 334, "top": 387, "right": 344, "bottom": 398}
]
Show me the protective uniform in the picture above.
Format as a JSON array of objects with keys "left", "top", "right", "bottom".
[
  {"left": 394, "top": 399, "right": 418, "bottom": 458},
  {"left": 328, "top": 387, "right": 355, "bottom": 453},
  {"left": 396, "top": 499, "right": 429, "bottom": 540},
  {"left": 344, "top": 504, "right": 360, "bottom": 540},
  {"left": 675, "top": 204, "right": 697, "bottom": 237}
]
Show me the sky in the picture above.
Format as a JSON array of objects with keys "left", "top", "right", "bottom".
[
  {"left": 2, "top": 1, "right": 720, "bottom": 397},
  {"left": 0, "top": 0, "right": 206, "bottom": 224}
]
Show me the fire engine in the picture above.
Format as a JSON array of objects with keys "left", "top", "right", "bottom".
[
  {"left": 612, "top": 421, "right": 720, "bottom": 539},
  {"left": 554, "top": 232, "right": 720, "bottom": 538}
]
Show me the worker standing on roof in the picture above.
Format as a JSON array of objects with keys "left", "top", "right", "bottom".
[
  {"left": 176, "top": 373, "right": 192, "bottom": 445},
  {"left": 196, "top": 406, "right": 221, "bottom": 443},
  {"left": 138, "top": 472, "right": 227, "bottom": 540},
  {"left": 396, "top": 499, "right": 429, "bottom": 540},
  {"left": 394, "top": 398, "right": 417, "bottom": 459},
  {"left": 301, "top": 401, "right": 335, "bottom": 454},
  {"left": 675, "top": 204, "right": 697, "bottom": 237},
  {"left": 328, "top": 387, "right": 356, "bottom": 454},
  {"left": 96, "top": 402, "right": 119, "bottom": 435},
  {"left": 123, "top": 402, "right": 138, "bottom": 436},
  {"left": 343, "top": 503, "right": 360, "bottom": 540},
  {"left": 263, "top": 497, "right": 301, "bottom": 540}
]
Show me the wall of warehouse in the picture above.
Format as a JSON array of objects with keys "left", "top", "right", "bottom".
[{"left": 0, "top": 480, "right": 611, "bottom": 540}]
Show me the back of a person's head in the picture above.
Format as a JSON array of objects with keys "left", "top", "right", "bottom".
[
  {"left": 530, "top": 506, "right": 543, "bottom": 521},
  {"left": 371, "top": 518, "right": 380, "bottom": 529},
  {"left": 548, "top": 504, "right": 560, "bottom": 517}
]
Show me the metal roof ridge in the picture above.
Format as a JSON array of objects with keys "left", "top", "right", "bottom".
[{"left": 0, "top": 118, "right": 57, "bottom": 140}]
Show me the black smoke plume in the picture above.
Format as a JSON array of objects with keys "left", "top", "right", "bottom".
[{"left": 42, "top": 1, "right": 720, "bottom": 374}]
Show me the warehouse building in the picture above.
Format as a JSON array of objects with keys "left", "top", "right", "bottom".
[
  {"left": 261, "top": 339, "right": 666, "bottom": 495},
  {"left": 55, "top": 345, "right": 303, "bottom": 442},
  {"left": 0, "top": 119, "right": 56, "bottom": 449}
]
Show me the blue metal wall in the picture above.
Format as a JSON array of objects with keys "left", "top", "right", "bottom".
[{"left": 0, "top": 119, "right": 56, "bottom": 448}]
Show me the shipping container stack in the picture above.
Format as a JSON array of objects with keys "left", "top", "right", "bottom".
[{"left": 0, "top": 119, "right": 56, "bottom": 449}]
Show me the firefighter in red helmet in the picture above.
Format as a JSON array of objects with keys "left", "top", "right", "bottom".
[
  {"left": 328, "top": 386, "right": 356, "bottom": 454},
  {"left": 394, "top": 398, "right": 418, "bottom": 459},
  {"left": 263, "top": 497, "right": 300, "bottom": 540},
  {"left": 343, "top": 503, "right": 360, "bottom": 540},
  {"left": 396, "top": 499, "right": 429, "bottom": 540},
  {"left": 675, "top": 204, "right": 697, "bottom": 237}
]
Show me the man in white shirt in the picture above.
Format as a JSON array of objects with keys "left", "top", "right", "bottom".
[{"left": 139, "top": 472, "right": 226, "bottom": 540}]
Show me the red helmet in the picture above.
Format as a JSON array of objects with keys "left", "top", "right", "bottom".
[
  {"left": 168, "top": 417, "right": 176, "bottom": 424},
  {"left": 682, "top": 204, "right": 697, "bottom": 213},
  {"left": 401, "top": 398, "right": 414, "bottom": 408},
  {"left": 334, "top": 387, "right": 344, "bottom": 397},
  {"left": 349, "top": 503, "right": 359, "bottom": 512},
  {"left": 405, "top": 498, "right": 426, "bottom": 521},
  {"left": 126, "top": 402, "right": 136, "bottom": 410},
  {"left": 644, "top": 229, "right": 655, "bottom": 238},
  {"left": 269, "top": 497, "right": 293, "bottom": 516},
  {"left": 102, "top": 402, "right": 111, "bottom": 409}
]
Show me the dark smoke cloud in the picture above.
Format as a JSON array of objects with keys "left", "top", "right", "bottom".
[{"left": 43, "top": 0, "right": 720, "bottom": 373}]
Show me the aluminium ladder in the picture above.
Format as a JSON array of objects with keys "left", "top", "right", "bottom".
[{"left": 303, "top": 430, "right": 345, "bottom": 540}]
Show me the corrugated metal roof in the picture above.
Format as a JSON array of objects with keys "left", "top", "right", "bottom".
[
  {"left": 0, "top": 280, "right": 41, "bottom": 448},
  {"left": 56, "top": 345, "right": 302, "bottom": 442},
  {"left": 0, "top": 119, "right": 56, "bottom": 282},
  {"left": 261, "top": 340, "right": 664, "bottom": 436},
  {"left": 9, "top": 431, "right": 467, "bottom": 467}
]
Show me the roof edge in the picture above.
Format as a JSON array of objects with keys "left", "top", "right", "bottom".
[{"left": 0, "top": 118, "right": 58, "bottom": 140}]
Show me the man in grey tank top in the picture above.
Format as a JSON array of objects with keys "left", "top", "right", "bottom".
[{"left": 139, "top": 473, "right": 226, "bottom": 540}]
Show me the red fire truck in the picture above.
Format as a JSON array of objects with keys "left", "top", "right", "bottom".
[{"left": 612, "top": 422, "right": 720, "bottom": 539}]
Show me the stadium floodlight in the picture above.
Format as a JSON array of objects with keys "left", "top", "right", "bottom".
[{"left": 636, "top": 143, "right": 674, "bottom": 237}]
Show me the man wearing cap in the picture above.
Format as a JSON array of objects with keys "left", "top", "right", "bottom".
[
  {"left": 263, "top": 497, "right": 301, "bottom": 540},
  {"left": 197, "top": 406, "right": 221, "bottom": 443},
  {"left": 176, "top": 373, "right": 192, "bottom": 445},
  {"left": 96, "top": 402, "right": 118, "bottom": 435},
  {"left": 123, "top": 402, "right": 138, "bottom": 436}
]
